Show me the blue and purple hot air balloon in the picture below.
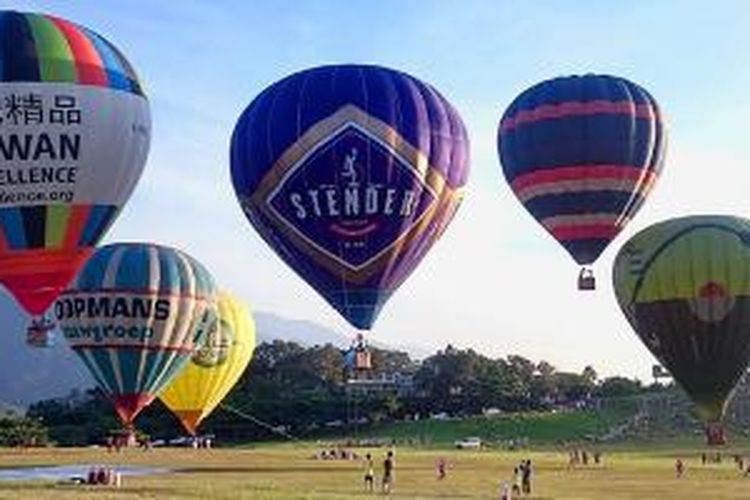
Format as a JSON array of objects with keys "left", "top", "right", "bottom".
[
  {"left": 231, "top": 64, "right": 470, "bottom": 330},
  {"left": 498, "top": 74, "right": 666, "bottom": 289}
]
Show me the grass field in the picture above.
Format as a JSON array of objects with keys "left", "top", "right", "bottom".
[
  {"left": 355, "top": 408, "right": 633, "bottom": 446},
  {"left": 0, "top": 443, "right": 748, "bottom": 499}
]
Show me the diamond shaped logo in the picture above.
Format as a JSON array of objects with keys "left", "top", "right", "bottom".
[{"left": 261, "top": 113, "right": 437, "bottom": 276}]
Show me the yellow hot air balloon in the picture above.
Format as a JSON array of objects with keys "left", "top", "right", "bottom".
[{"left": 159, "top": 292, "right": 256, "bottom": 435}]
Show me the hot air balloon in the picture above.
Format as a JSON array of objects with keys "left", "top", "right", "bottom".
[
  {"left": 159, "top": 291, "right": 256, "bottom": 435},
  {"left": 613, "top": 215, "right": 750, "bottom": 445},
  {"left": 55, "top": 243, "right": 217, "bottom": 426},
  {"left": 231, "top": 64, "right": 469, "bottom": 330},
  {"left": 0, "top": 11, "right": 150, "bottom": 333},
  {"left": 498, "top": 74, "right": 666, "bottom": 290}
]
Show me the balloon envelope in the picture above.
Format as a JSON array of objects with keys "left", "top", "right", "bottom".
[
  {"left": 613, "top": 215, "right": 750, "bottom": 422},
  {"left": 0, "top": 11, "right": 150, "bottom": 315},
  {"left": 231, "top": 64, "right": 470, "bottom": 330},
  {"left": 159, "top": 291, "right": 256, "bottom": 435},
  {"left": 56, "top": 243, "right": 217, "bottom": 425},
  {"left": 499, "top": 74, "right": 665, "bottom": 266}
]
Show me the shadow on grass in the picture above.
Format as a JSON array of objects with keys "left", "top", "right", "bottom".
[
  {"left": 177, "top": 465, "right": 347, "bottom": 474},
  {"left": 177, "top": 463, "right": 433, "bottom": 475}
]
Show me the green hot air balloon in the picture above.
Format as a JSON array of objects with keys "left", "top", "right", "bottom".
[{"left": 613, "top": 215, "right": 750, "bottom": 445}]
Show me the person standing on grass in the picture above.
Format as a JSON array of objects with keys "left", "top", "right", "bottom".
[
  {"left": 436, "top": 457, "right": 447, "bottom": 480},
  {"left": 362, "top": 453, "right": 375, "bottom": 493},
  {"left": 499, "top": 480, "right": 512, "bottom": 500},
  {"left": 521, "top": 459, "right": 532, "bottom": 495},
  {"left": 675, "top": 458, "right": 684, "bottom": 478},
  {"left": 382, "top": 450, "right": 395, "bottom": 494},
  {"left": 512, "top": 466, "right": 522, "bottom": 495}
]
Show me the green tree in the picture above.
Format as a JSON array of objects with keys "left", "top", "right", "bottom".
[
  {"left": 582, "top": 365, "right": 598, "bottom": 386},
  {"left": 595, "top": 376, "right": 644, "bottom": 397}
]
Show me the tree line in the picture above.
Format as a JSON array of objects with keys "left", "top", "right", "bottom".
[{"left": 27, "top": 341, "right": 654, "bottom": 445}]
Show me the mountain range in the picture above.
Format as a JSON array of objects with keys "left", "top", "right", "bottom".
[
  {"left": 0, "top": 300, "right": 431, "bottom": 408},
  {"left": 255, "top": 312, "right": 432, "bottom": 358}
]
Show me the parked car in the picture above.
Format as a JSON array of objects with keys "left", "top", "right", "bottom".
[
  {"left": 430, "top": 412, "right": 451, "bottom": 421},
  {"left": 454, "top": 437, "right": 482, "bottom": 449}
]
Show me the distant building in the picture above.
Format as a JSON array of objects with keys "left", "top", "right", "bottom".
[{"left": 345, "top": 372, "right": 415, "bottom": 397}]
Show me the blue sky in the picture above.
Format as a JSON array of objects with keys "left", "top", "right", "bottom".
[{"left": 7, "top": 0, "right": 750, "bottom": 379}]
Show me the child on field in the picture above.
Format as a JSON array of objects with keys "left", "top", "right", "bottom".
[{"left": 363, "top": 453, "right": 375, "bottom": 492}]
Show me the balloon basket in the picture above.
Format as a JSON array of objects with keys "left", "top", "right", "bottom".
[
  {"left": 26, "top": 316, "right": 56, "bottom": 348},
  {"left": 578, "top": 268, "right": 596, "bottom": 291},
  {"left": 122, "top": 426, "right": 138, "bottom": 448},
  {"left": 705, "top": 423, "right": 727, "bottom": 446},
  {"left": 345, "top": 332, "right": 372, "bottom": 377}
]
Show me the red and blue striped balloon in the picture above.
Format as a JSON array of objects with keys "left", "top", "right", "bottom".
[{"left": 498, "top": 74, "right": 666, "bottom": 267}]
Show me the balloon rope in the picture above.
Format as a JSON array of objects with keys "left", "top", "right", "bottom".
[{"left": 220, "top": 403, "right": 302, "bottom": 443}]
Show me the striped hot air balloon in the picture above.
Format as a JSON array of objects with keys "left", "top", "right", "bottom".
[
  {"left": 0, "top": 11, "right": 150, "bottom": 319},
  {"left": 160, "top": 292, "right": 256, "bottom": 435},
  {"left": 55, "top": 243, "right": 217, "bottom": 426},
  {"left": 231, "top": 64, "right": 469, "bottom": 330},
  {"left": 498, "top": 74, "right": 666, "bottom": 289},
  {"left": 613, "top": 216, "right": 750, "bottom": 444}
]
